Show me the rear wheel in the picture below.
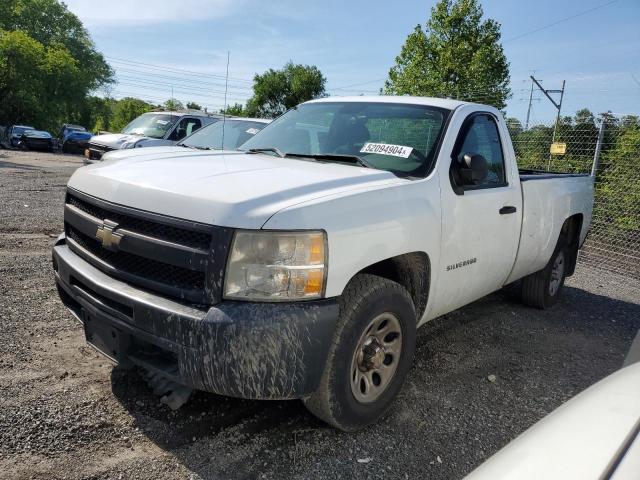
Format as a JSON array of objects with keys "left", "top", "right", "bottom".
[
  {"left": 303, "top": 274, "right": 416, "bottom": 431},
  {"left": 521, "top": 246, "right": 567, "bottom": 309}
]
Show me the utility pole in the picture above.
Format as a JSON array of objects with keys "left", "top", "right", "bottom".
[
  {"left": 525, "top": 77, "right": 535, "bottom": 131},
  {"left": 530, "top": 75, "right": 565, "bottom": 142},
  {"left": 530, "top": 76, "right": 565, "bottom": 169}
]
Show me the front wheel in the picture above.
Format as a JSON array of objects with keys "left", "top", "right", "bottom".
[
  {"left": 303, "top": 274, "right": 416, "bottom": 431},
  {"left": 521, "top": 247, "right": 567, "bottom": 309}
]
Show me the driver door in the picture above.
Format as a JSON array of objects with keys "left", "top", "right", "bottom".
[{"left": 435, "top": 112, "right": 522, "bottom": 314}]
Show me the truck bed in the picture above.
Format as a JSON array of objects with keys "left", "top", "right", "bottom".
[
  {"left": 519, "top": 169, "right": 591, "bottom": 181},
  {"left": 506, "top": 172, "right": 594, "bottom": 284}
]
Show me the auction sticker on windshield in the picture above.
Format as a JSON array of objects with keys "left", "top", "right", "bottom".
[
  {"left": 246, "top": 128, "right": 260, "bottom": 135},
  {"left": 360, "top": 142, "right": 413, "bottom": 158}
]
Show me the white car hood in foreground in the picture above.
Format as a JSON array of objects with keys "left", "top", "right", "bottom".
[
  {"left": 68, "top": 149, "right": 403, "bottom": 228},
  {"left": 466, "top": 362, "right": 640, "bottom": 480}
]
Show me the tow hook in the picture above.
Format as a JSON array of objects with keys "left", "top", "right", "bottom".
[{"left": 140, "top": 368, "right": 193, "bottom": 410}]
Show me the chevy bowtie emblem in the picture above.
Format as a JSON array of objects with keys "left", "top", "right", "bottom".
[{"left": 95, "top": 219, "right": 123, "bottom": 251}]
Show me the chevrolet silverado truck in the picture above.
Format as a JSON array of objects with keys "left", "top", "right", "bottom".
[{"left": 53, "top": 96, "right": 594, "bottom": 431}]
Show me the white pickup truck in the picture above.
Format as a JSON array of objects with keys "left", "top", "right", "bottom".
[
  {"left": 84, "top": 110, "right": 221, "bottom": 161},
  {"left": 53, "top": 96, "right": 594, "bottom": 431}
]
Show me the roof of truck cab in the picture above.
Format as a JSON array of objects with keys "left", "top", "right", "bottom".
[
  {"left": 305, "top": 95, "right": 470, "bottom": 110},
  {"left": 146, "top": 110, "right": 223, "bottom": 118}
]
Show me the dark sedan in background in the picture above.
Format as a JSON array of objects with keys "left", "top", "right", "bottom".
[
  {"left": 16, "top": 129, "right": 54, "bottom": 152},
  {"left": 5, "top": 125, "right": 35, "bottom": 148}
]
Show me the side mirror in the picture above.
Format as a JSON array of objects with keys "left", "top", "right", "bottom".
[{"left": 459, "top": 153, "right": 488, "bottom": 185}]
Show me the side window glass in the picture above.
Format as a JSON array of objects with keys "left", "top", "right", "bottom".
[
  {"left": 170, "top": 118, "right": 198, "bottom": 141},
  {"left": 455, "top": 115, "right": 506, "bottom": 187},
  {"left": 186, "top": 119, "right": 201, "bottom": 136}
]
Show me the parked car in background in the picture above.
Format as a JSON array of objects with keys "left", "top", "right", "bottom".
[
  {"left": 16, "top": 129, "right": 54, "bottom": 152},
  {"left": 84, "top": 111, "right": 222, "bottom": 161},
  {"left": 180, "top": 117, "right": 271, "bottom": 150},
  {"left": 6, "top": 125, "right": 35, "bottom": 148},
  {"left": 466, "top": 361, "right": 640, "bottom": 480},
  {"left": 62, "top": 131, "right": 93, "bottom": 154},
  {"left": 86, "top": 117, "right": 272, "bottom": 164}
]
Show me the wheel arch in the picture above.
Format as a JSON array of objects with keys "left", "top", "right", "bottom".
[
  {"left": 353, "top": 252, "right": 431, "bottom": 321},
  {"left": 559, "top": 213, "right": 583, "bottom": 277}
]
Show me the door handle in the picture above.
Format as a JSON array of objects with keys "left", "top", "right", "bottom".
[{"left": 499, "top": 206, "right": 517, "bottom": 214}]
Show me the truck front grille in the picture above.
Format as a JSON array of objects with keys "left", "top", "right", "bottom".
[
  {"left": 66, "top": 225, "right": 205, "bottom": 292},
  {"left": 63, "top": 189, "right": 232, "bottom": 305},
  {"left": 67, "top": 194, "right": 211, "bottom": 250}
]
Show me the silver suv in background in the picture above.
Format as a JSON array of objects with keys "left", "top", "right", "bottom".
[{"left": 84, "top": 110, "right": 222, "bottom": 161}]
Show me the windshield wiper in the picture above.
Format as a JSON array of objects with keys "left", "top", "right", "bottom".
[
  {"left": 179, "top": 144, "right": 211, "bottom": 150},
  {"left": 285, "top": 153, "right": 374, "bottom": 169},
  {"left": 245, "top": 147, "right": 285, "bottom": 158}
]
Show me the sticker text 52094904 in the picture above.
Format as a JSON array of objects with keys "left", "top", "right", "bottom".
[{"left": 360, "top": 142, "right": 413, "bottom": 158}]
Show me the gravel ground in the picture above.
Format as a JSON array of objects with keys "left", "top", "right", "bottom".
[{"left": 1, "top": 150, "right": 639, "bottom": 480}]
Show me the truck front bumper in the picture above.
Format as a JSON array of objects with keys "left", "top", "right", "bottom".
[{"left": 53, "top": 239, "right": 338, "bottom": 400}]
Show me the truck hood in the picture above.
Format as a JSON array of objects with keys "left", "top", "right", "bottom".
[
  {"left": 68, "top": 150, "right": 404, "bottom": 228},
  {"left": 90, "top": 132, "right": 154, "bottom": 149}
]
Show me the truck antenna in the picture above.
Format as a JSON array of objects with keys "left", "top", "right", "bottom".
[{"left": 221, "top": 51, "right": 230, "bottom": 150}]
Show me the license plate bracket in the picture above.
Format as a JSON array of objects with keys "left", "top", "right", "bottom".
[{"left": 82, "top": 310, "right": 128, "bottom": 364}]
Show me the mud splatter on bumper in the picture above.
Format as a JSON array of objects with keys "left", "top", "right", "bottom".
[{"left": 53, "top": 241, "right": 338, "bottom": 400}]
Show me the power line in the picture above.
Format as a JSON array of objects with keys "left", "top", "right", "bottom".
[
  {"left": 106, "top": 56, "right": 254, "bottom": 84},
  {"left": 504, "top": 0, "right": 619, "bottom": 43}
]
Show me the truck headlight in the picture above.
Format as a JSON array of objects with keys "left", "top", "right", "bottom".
[{"left": 224, "top": 230, "right": 327, "bottom": 301}]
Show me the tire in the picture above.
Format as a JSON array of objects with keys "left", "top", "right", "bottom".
[
  {"left": 303, "top": 274, "right": 417, "bottom": 431},
  {"left": 521, "top": 246, "right": 568, "bottom": 309}
]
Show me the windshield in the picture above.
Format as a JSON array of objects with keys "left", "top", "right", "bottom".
[
  {"left": 121, "top": 113, "right": 178, "bottom": 139},
  {"left": 241, "top": 102, "right": 449, "bottom": 175},
  {"left": 180, "top": 119, "right": 267, "bottom": 150},
  {"left": 13, "top": 126, "right": 32, "bottom": 136}
]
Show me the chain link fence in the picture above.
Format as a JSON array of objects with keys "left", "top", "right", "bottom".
[{"left": 507, "top": 115, "right": 640, "bottom": 279}]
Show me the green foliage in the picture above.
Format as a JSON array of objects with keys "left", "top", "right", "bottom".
[
  {"left": 595, "top": 125, "right": 640, "bottom": 234},
  {"left": 110, "top": 97, "right": 154, "bottom": 132},
  {"left": 245, "top": 62, "right": 326, "bottom": 118},
  {"left": 0, "top": 30, "right": 83, "bottom": 130},
  {"left": 186, "top": 101, "right": 202, "bottom": 111},
  {"left": 83, "top": 96, "right": 116, "bottom": 132},
  {"left": 0, "top": 0, "right": 113, "bottom": 131},
  {"left": 220, "top": 103, "right": 247, "bottom": 117},
  {"left": 508, "top": 109, "right": 640, "bottom": 250},
  {"left": 164, "top": 98, "right": 184, "bottom": 111},
  {"left": 384, "top": 0, "right": 510, "bottom": 109}
]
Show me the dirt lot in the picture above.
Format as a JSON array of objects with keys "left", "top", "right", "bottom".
[{"left": 1, "top": 150, "right": 639, "bottom": 480}]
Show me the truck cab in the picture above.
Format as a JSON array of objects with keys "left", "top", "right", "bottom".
[{"left": 53, "top": 96, "right": 594, "bottom": 431}]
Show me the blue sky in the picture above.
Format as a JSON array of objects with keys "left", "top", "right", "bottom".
[{"left": 64, "top": 0, "right": 639, "bottom": 122}]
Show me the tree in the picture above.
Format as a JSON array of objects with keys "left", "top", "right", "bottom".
[
  {"left": 245, "top": 62, "right": 326, "bottom": 118},
  {"left": 186, "top": 101, "right": 202, "bottom": 110},
  {"left": 574, "top": 108, "right": 595, "bottom": 127},
  {"left": 164, "top": 98, "right": 184, "bottom": 111},
  {"left": 0, "top": 30, "right": 81, "bottom": 130},
  {"left": 506, "top": 117, "right": 523, "bottom": 135},
  {"left": 0, "top": 0, "right": 112, "bottom": 91},
  {"left": 220, "top": 103, "right": 247, "bottom": 117},
  {"left": 384, "top": 0, "right": 510, "bottom": 109},
  {"left": 0, "top": 0, "right": 113, "bottom": 130},
  {"left": 110, "top": 97, "right": 154, "bottom": 132}
]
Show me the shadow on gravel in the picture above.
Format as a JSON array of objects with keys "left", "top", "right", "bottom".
[
  {"left": 108, "top": 282, "right": 640, "bottom": 479},
  {"left": 0, "top": 160, "right": 43, "bottom": 170}
]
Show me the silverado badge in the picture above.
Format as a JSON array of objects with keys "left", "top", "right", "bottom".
[{"left": 95, "top": 219, "right": 122, "bottom": 251}]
